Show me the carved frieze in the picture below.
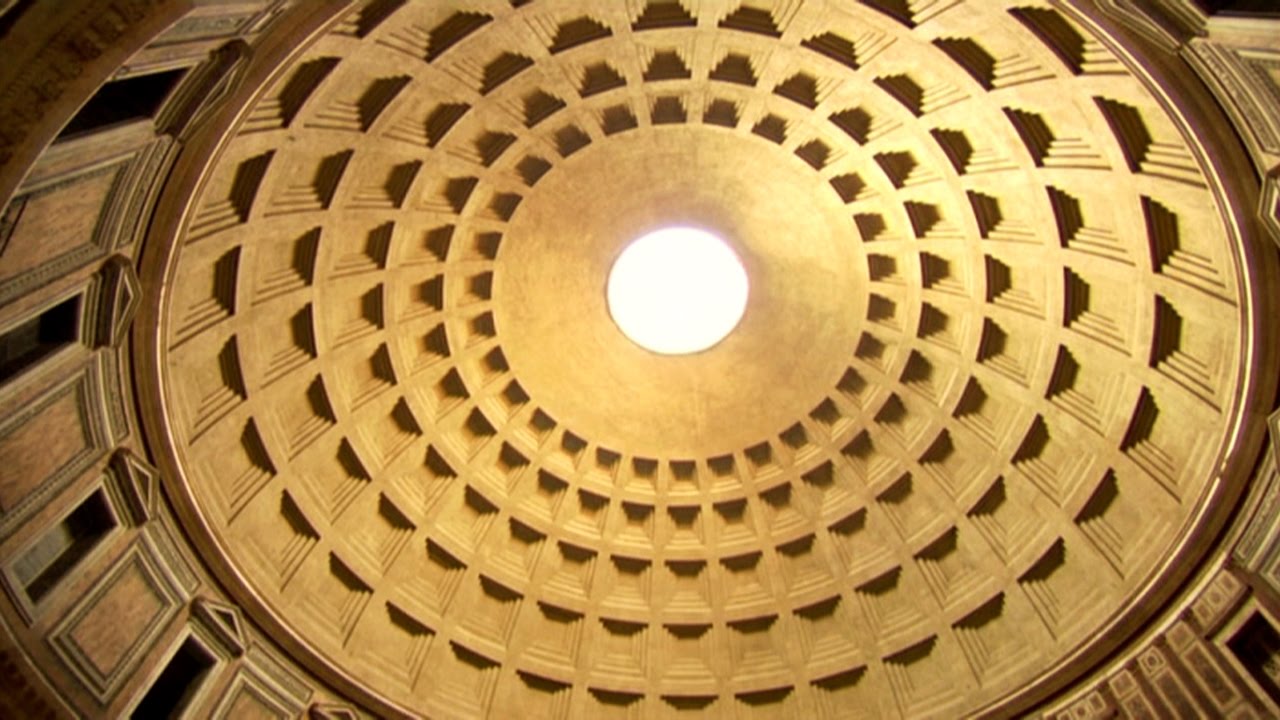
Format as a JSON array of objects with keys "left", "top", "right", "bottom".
[
  {"left": 1094, "top": 0, "right": 1207, "bottom": 52},
  {"left": 157, "top": 41, "right": 251, "bottom": 141},
  {"left": 0, "top": 1, "right": 167, "bottom": 169},
  {"left": 1187, "top": 41, "right": 1280, "bottom": 156}
]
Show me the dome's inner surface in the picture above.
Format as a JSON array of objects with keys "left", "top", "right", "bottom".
[{"left": 146, "top": 1, "right": 1258, "bottom": 717}]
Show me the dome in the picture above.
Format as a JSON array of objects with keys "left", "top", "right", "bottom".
[{"left": 1, "top": 1, "right": 1279, "bottom": 719}]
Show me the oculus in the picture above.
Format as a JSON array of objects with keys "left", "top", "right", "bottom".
[{"left": 606, "top": 227, "right": 749, "bottom": 355}]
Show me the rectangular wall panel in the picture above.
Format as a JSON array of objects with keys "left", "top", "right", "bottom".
[
  {"left": 0, "top": 167, "right": 119, "bottom": 307},
  {"left": 0, "top": 358, "right": 109, "bottom": 540},
  {"left": 48, "top": 542, "right": 183, "bottom": 702}
]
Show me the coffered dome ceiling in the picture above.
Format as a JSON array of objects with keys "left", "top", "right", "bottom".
[{"left": 137, "top": 0, "right": 1267, "bottom": 716}]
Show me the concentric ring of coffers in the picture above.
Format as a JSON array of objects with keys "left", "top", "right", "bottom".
[{"left": 150, "top": 0, "right": 1254, "bottom": 717}]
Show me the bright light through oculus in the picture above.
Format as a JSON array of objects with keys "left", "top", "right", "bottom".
[{"left": 607, "top": 227, "right": 749, "bottom": 355}]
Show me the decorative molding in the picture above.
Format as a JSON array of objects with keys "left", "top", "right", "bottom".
[
  {"left": 0, "top": 195, "right": 23, "bottom": 257},
  {"left": 1095, "top": 0, "right": 1206, "bottom": 53},
  {"left": 1271, "top": 407, "right": 1280, "bottom": 453},
  {"left": 1227, "top": 47, "right": 1280, "bottom": 154},
  {"left": 118, "top": 1, "right": 298, "bottom": 77},
  {"left": 192, "top": 597, "right": 247, "bottom": 657},
  {"left": 158, "top": 14, "right": 256, "bottom": 45},
  {"left": 1187, "top": 41, "right": 1280, "bottom": 156},
  {"left": 1190, "top": 569, "right": 1247, "bottom": 633},
  {"left": 1046, "top": 569, "right": 1265, "bottom": 717},
  {"left": 1262, "top": 166, "right": 1280, "bottom": 249},
  {"left": 94, "top": 348, "right": 130, "bottom": 445},
  {"left": 309, "top": 702, "right": 361, "bottom": 720},
  {"left": 245, "top": 1, "right": 296, "bottom": 36},
  {"left": 88, "top": 255, "right": 141, "bottom": 349},
  {"left": 105, "top": 447, "right": 159, "bottom": 526},
  {"left": 141, "top": 521, "right": 200, "bottom": 598},
  {"left": 209, "top": 667, "right": 305, "bottom": 719},
  {"left": 1232, "top": 452, "right": 1280, "bottom": 570},
  {"left": 245, "top": 643, "right": 314, "bottom": 709},
  {"left": 98, "top": 135, "right": 180, "bottom": 252},
  {"left": 1244, "top": 417, "right": 1280, "bottom": 592},
  {"left": 1233, "top": 410, "right": 1280, "bottom": 574},
  {"left": 158, "top": 40, "right": 252, "bottom": 141}
]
